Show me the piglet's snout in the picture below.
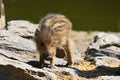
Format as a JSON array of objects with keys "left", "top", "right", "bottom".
[{"left": 43, "top": 53, "right": 52, "bottom": 60}]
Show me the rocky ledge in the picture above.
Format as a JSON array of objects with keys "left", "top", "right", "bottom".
[{"left": 0, "top": 20, "right": 119, "bottom": 80}]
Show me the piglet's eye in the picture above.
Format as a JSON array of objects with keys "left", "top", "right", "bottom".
[{"left": 39, "top": 41, "right": 44, "bottom": 47}]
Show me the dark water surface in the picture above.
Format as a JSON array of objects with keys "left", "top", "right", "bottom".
[{"left": 3, "top": 0, "right": 120, "bottom": 32}]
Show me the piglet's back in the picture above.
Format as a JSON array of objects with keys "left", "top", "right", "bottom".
[{"left": 38, "top": 14, "right": 72, "bottom": 35}]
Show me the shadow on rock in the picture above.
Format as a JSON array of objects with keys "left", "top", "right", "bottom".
[
  {"left": 26, "top": 61, "right": 49, "bottom": 68},
  {"left": 0, "top": 65, "right": 38, "bottom": 80},
  {"left": 79, "top": 66, "right": 120, "bottom": 78},
  {"left": 26, "top": 60, "right": 68, "bottom": 68}
]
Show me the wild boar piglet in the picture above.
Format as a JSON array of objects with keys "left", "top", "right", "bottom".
[{"left": 35, "top": 14, "right": 74, "bottom": 68}]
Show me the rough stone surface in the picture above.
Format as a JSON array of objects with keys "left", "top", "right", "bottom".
[
  {"left": 95, "top": 56, "right": 120, "bottom": 67},
  {"left": 7, "top": 20, "right": 37, "bottom": 37},
  {"left": 97, "top": 76, "right": 120, "bottom": 80},
  {"left": 84, "top": 32, "right": 120, "bottom": 80},
  {"left": 0, "top": 30, "right": 36, "bottom": 53},
  {"left": 0, "top": 54, "right": 57, "bottom": 80},
  {"left": 85, "top": 32, "right": 120, "bottom": 60},
  {"left": 0, "top": 49, "right": 23, "bottom": 61},
  {"left": 0, "top": 20, "right": 119, "bottom": 80}
]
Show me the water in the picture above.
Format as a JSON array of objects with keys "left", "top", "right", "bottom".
[{"left": 3, "top": 0, "right": 120, "bottom": 32}]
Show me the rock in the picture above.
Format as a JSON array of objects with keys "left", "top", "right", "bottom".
[
  {"left": 0, "top": 30, "right": 36, "bottom": 53},
  {"left": 97, "top": 76, "right": 120, "bottom": 80},
  {"left": 7, "top": 20, "right": 37, "bottom": 38},
  {"left": 95, "top": 56, "right": 120, "bottom": 67},
  {"left": 85, "top": 32, "right": 120, "bottom": 60},
  {"left": 0, "top": 50, "right": 83, "bottom": 80},
  {"left": 0, "top": 49, "right": 32, "bottom": 62},
  {"left": 84, "top": 32, "right": 120, "bottom": 78},
  {"left": 0, "top": 49, "right": 23, "bottom": 61},
  {"left": 42, "top": 67, "right": 81, "bottom": 77},
  {"left": 0, "top": 54, "right": 57, "bottom": 80}
]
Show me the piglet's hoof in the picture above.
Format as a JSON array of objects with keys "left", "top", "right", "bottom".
[{"left": 65, "top": 63, "right": 74, "bottom": 67}]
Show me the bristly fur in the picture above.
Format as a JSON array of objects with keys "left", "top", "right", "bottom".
[{"left": 35, "top": 14, "right": 74, "bottom": 68}]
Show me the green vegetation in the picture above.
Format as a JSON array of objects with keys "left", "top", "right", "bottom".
[{"left": 3, "top": 0, "right": 120, "bottom": 31}]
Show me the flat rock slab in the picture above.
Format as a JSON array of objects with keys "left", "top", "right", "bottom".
[
  {"left": 0, "top": 49, "right": 22, "bottom": 60},
  {"left": 97, "top": 76, "right": 120, "bottom": 80},
  {"left": 0, "top": 53, "right": 86, "bottom": 80},
  {"left": 95, "top": 56, "right": 120, "bottom": 67},
  {"left": 0, "top": 30, "right": 36, "bottom": 53},
  {"left": 7, "top": 20, "right": 37, "bottom": 37},
  {"left": 0, "top": 49, "right": 31, "bottom": 62},
  {"left": 0, "top": 54, "right": 57, "bottom": 80},
  {"left": 85, "top": 32, "right": 120, "bottom": 60}
]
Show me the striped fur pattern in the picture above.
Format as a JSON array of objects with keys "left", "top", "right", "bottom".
[{"left": 35, "top": 14, "right": 74, "bottom": 68}]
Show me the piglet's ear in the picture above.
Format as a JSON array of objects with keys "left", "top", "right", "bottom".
[
  {"left": 36, "top": 27, "right": 41, "bottom": 32},
  {"left": 36, "top": 24, "right": 42, "bottom": 33},
  {"left": 35, "top": 27, "right": 40, "bottom": 37},
  {"left": 37, "top": 23, "right": 42, "bottom": 31}
]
